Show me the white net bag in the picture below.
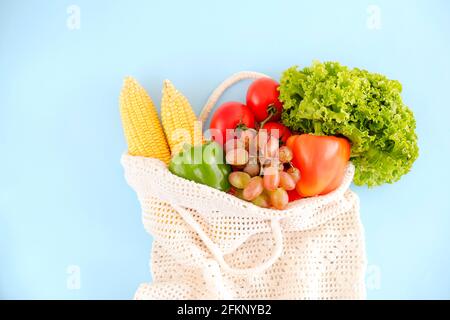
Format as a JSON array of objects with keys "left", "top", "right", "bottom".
[{"left": 121, "top": 72, "right": 367, "bottom": 300}]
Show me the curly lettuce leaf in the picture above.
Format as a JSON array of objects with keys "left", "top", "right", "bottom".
[{"left": 280, "top": 61, "right": 419, "bottom": 187}]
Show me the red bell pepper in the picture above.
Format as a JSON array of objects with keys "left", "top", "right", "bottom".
[
  {"left": 287, "top": 189, "right": 303, "bottom": 202},
  {"left": 286, "top": 134, "right": 351, "bottom": 197}
]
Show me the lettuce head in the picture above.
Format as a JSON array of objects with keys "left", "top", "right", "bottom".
[{"left": 280, "top": 61, "right": 419, "bottom": 187}]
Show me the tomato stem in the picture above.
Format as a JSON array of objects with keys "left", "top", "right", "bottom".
[
  {"left": 235, "top": 113, "right": 248, "bottom": 133},
  {"left": 259, "top": 104, "right": 277, "bottom": 129},
  {"left": 236, "top": 123, "right": 248, "bottom": 131}
]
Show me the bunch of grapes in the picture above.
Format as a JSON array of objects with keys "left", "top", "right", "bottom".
[{"left": 225, "top": 129, "right": 301, "bottom": 210}]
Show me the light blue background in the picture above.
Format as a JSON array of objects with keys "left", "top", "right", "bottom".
[{"left": 1, "top": 0, "right": 449, "bottom": 299}]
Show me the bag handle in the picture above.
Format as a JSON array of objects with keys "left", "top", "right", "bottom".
[
  {"left": 172, "top": 203, "right": 283, "bottom": 276},
  {"left": 190, "top": 71, "right": 280, "bottom": 275},
  {"left": 198, "top": 71, "right": 271, "bottom": 124}
]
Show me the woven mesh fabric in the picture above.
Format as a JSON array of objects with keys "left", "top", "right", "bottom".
[{"left": 122, "top": 154, "right": 367, "bottom": 299}]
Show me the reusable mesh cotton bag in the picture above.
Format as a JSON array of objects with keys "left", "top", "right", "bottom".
[{"left": 122, "top": 72, "right": 367, "bottom": 300}]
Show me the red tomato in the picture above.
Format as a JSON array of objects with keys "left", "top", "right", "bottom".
[
  {"left": 246, "top": 78, "right": 283, "bottom": 122},
  {"left": 210, "top": 102, "right": 255, "bottom": 144},
  {"left": 261, "top": 122, "right": 291, "bottom": 144}
]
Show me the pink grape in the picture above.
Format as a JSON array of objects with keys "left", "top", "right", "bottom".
[
  {"left": 243, "top": 160, "right": 260, "bottom": 177},
  {"left": 226, "top": 148, "right": 249, "bottom": 166},
  {"left": 262, "top": 135, "right": 279, "bottom": 159},
  {"left": 243, "top": 176, "right": 264, "bottom": 201},
  {"left": 263, "top": 166, "right": 280, "bottom": 192},
  {"left": 287, "top": 167, "right": 301, "bottom": 183},
  {"left": 225, "top": 139, "right": 244, "bottom": 153},
  {"left": 238, "top": 129, "right": 257, "bottom": 150},
  {"left": 279, "top": 171, "right": 296, "bottom": 191}
]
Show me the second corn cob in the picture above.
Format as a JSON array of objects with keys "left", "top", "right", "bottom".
[
  {"left": 120, "top": 77, "right": 171, "bottom": 163},
  {"left": 161, "top": 80, "right": 202, "bottom": 156}
]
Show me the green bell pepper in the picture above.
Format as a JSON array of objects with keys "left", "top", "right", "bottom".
[{"left": 168, "top": 141, "right": 231, "bottom": 192}]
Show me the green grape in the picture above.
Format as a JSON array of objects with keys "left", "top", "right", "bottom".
[
  {"left": 278, "top": 146, "right": 293, "bottom": 163},
  {"left": 228, "top": 171, "right": 251, "bottom": 189},
  {"left": 269, "top": 188, "right": 289, "bottom": 210},
  {"left": 252, "top": 192, "right": 271, "bottom": 208}
]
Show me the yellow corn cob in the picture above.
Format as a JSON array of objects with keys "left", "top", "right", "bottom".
[
  {"left": 119, "top": 77, "right": 171, "bottom": 163},
  {"left": 161, "top": 80, "right": 203, "bottom": 156}
]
